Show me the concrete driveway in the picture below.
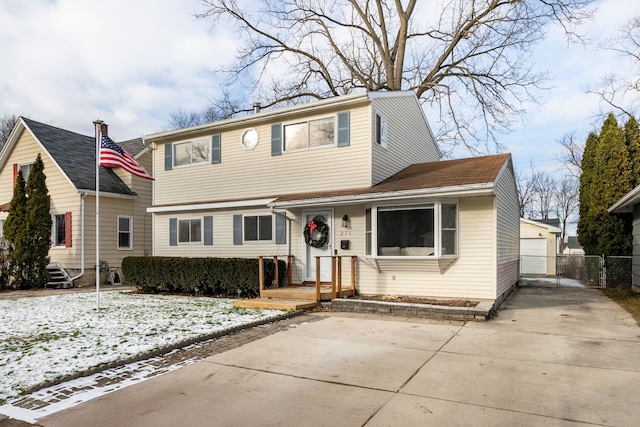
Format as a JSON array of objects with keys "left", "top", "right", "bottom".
[{"left": 35, "top": 286, "right": 640, "bottom": 426}]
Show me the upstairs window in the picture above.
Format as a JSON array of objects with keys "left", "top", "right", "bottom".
[
  {"left": 284, "top": 116, "right": 335, "bottom": 151},
  {"left": 19, "top": 163, "right": 33, "bottom": 181},
  {"left": 375, "top": 114, "right": 388, "bottom": 148},
  {"left": 173, "top": 138, "right": 210, "bottom": 167}
]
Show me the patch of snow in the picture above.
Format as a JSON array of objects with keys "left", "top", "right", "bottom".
[
  {"left": 529, "top": 277, "right": 586, "bottom": 288},
  {"left": 0, "top": 291, "right": 284, "bottom": 405}
]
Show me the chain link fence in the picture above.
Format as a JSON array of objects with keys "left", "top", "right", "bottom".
[{"left": 520, "top": 255, "right": 632, "bottom": 289}]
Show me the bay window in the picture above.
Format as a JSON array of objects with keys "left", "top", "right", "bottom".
[{"left": 366, "top": 202, "right": 457, "bottom": 257}]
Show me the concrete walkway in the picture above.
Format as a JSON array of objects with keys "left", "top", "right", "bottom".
[{"left": 23, "top": 286, "right": 640, "bottom": 426}]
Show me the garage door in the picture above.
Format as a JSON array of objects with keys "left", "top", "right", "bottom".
[{"left": 521, "top": 238, "right": 547, "bottom": 275}]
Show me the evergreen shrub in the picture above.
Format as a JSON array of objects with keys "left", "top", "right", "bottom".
[{"left": 121, "top": 256, "right": 286, "bottom": 297}]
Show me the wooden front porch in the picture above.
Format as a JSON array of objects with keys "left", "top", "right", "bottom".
[{"left": 234, "top": 255, "right": 357, "bottom": 310}]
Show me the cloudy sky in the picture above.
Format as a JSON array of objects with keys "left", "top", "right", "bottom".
[{"left": 1, "top": 0, "right": 639, "bottom": 175}]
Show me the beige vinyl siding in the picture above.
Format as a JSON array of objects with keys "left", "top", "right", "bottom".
[
  {"left": 355, "top": 196, "right": 497, "bottom": 300},
  {"left": 495, "top": 162, "right": 520, "bottom": 297},
  {"left": 371, "top": 95, "right": 440, "bottom": 185},
  {"left": 0, "top": 129, "right": 83, "bottom": 270},
  {"left": 153, "top": 207, "right": 290, "bottom": 258},
  {"left": 153, "top": 104, "right": 372, "bottom": 206}
]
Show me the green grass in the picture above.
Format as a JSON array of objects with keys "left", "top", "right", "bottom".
[{"left": 602, "top": 288, "right": 640, "bottom": 325}]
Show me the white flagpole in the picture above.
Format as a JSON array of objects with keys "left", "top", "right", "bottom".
[{"left": 93, "top": 120, "right": 103, "bottom": 310}]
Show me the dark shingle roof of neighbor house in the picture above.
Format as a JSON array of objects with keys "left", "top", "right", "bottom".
[
  {"left": 533, "top": 218, "right": 561, "bottom": 229},
  {"left": 567, "top": 236, "right": 583, "bottom": 249},
  {"left": 21, "top": 117, "right": 137, "bottom": 196},
  {"left": 272, "top": 153, "right": 511, "bottom": 203}
]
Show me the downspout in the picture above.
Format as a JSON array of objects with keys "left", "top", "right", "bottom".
[
  {"left": 69, "top": 193, "right": 86, "bottom": 281},
  {"left": 270, "top": 206, "right": 292, "bottom": 256}
]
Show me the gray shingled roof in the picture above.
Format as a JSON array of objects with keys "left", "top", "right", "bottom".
[{"left": 22, "top": 117, "right": 136, "bottom": 196}]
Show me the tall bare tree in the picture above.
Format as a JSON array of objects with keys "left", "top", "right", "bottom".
[
  {"left": 553, "top": 176, "right": 579, "bottom": 251},
  {"left": 196, "top": 0, "right": 594, "bottom": 153},
  {"left": 516, "top": 162, "right": 542, "bottom": 218},
  {"left": 555, "top": 131, "right": 584, "bottom": 178},
  {"left": 590, "top": 15, "right": 640, "bottom": 117},
  {"left": 0, "top": 114, "right": 19, "bottom": 150}
]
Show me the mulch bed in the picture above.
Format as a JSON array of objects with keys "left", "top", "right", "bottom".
[{"left": 352, "top": 295, "right": 478, "bottom": 307}]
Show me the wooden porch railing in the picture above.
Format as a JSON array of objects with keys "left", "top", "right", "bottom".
[
  {"left": 315, "top": 256, "right": 357, "bottom": 302},
  {"left": 258, "top": 255, "right": 293, "bottom": 294}
]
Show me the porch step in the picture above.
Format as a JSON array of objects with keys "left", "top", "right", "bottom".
[
  {"left": 234, "top": 298, "right": 319, "bottom": 311},
  {"left": 46, "top": 263, "right": 74, "bottom": 289}
]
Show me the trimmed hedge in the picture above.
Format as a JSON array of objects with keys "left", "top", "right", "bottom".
[{"left": 121, "top": 257, "right": 286, "bottom": 297}]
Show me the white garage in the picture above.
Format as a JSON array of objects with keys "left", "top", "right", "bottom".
[{"left": 520, "top": 238, "right": 547, "bottom": 274}]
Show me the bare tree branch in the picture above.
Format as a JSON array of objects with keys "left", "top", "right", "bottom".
[
  {"left": 191, "top": 0, "right": 594, "bottom": 154},
  {"left": 555, "top": 131, "right": 584, "bottom": 178},
  {"left": 0, "top": 114, "right": 19, "bottom": 150}
]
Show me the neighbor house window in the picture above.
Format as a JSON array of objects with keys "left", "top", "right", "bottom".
[
  {"left": 19, "top": 163, "right": 33, "bottom": 181},
  {"left": 284, "top": 116, "right": 335, "bottom": 151},
  {"left": 0, "top": 219, "right": 4, "bottom": 239},
  {"left": 117, "top": 216, "right": 132, "bottom": 249},
  {"left": 370, "top": 202, "right": 457, "bottom": 257},
  {"left": 178, "top": 219, "right": 202, "bottom": 243},
  {"left": 173, "top": 138, "right": 210, "bottom": 167},
  {"left": 52, "top": 214, "right": 66, "bottom": 247},
  {"left": 244, "top": 215, "right": 273, "bottom": 242}
]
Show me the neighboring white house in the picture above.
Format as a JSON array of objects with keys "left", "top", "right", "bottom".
[
  {"left": 563, "top": 236, "right": 585, "bottom": 255},
  {"left": 144, "top": 91, "right": 520, "bottom": 304},
  {"left": 520, "top": 218, "right": 561, "bottom": 276},
  {"left": 0, "top": 118, "right": 152, "bottom": 286}
]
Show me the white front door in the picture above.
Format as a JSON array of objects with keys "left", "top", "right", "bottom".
[{"left": 303, "top": 210, "right": 333, "bottom": 282}]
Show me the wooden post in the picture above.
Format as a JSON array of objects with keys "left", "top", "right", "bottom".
[
  {"left": 337, "top": 256, "right": 342, "bottom": 295},
  {"left": 274, "top": 256, "right": 279, "bottom": 288},
  {"left": 351, "top": 256, "right": 356, "bottom": 294},
  {"left": 315, "top": 257, "right": 321, "bottom": 302},
  {"left": 287, "top": 255, "right": 293, "bottom": 287},
  {"left": 331, "top": 256, "right": 336, "bottom": 300},
  {"left": 258, "top": 256, "right": 265, "bottom": 297}
]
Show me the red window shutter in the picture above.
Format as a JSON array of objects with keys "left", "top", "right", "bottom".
[
  {"left": 65, "top": 212, "right": 72, "bottom": 247},
  {"left": 13, "top": 163, "right": 17, "bottom": 187}
]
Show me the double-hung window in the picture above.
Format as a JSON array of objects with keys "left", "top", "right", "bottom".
[
  {"left": 178, "top": 219, "right": 202, "bottom": 243},
  {"left": 19, "top": 163, "right": 33, "bottom": 181},
  {"left": 52, "top": 214, "right": 66, "bottom": 247},
  {"left": 284, "top": 116, "right": 335, "bottom": 151},
  {"left": 375, "top": 114, "right": 388, "bottom": 148},
  {"left": 173, "top": 138, "right": 210, "bottom": 167},
  {"left": 244, "top": 215, "right": 273, "bottom": 242},
  {"left": 366, "top": 202, "right": 457, "bottom": 257},
  {"left": 118, "top": 216, "right": 132, "bottom": 249}
]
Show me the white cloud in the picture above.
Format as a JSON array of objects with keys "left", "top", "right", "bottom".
[{"left": 0, "top": 0, "right": 239, "bottom": 139}]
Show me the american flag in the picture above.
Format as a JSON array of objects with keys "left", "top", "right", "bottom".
[{"left": 99, "top": 135, "right": 153, "bottom": 180}]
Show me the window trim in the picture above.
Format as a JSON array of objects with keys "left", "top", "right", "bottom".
[
  {"left": 172, "top": 137, "right": 212, "bottom": 168},
  {"left": 177, "top": 218, "right": 203, "bottom": 244},
  {"left": 366, "top": 201, "right": 458, "bottom": 259},
  {"left": 117, "top": 215, "right": 133, "bottom": 250},
  {"left": 52, "top": 213, "right": 67, "bottom": 248},
  {"left": 19, "top": 162, "right": 33, "bottom": 181},
  {"left": 242, "top": 214, "right": 274, "bottom": 244},
  {"left": 375, "top": 114, "right": 388, "bottom": 149},
  {"left": 283, "top": 114, "right": 337, "bottom": 152}
]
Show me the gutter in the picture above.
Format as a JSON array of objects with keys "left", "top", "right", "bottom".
[
  {"left": 269, "top": 183, "right": 495, "bottom": 209},
  {"left": 270, "top": 206, "right": 293, "bottom": 256}
]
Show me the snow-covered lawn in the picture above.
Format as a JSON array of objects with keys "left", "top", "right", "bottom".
[{"left": 0, "top": 291, "right": 285, "bottom": 404}]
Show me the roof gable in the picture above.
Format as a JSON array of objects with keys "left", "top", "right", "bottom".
[{"left": 12, "top": 118, "right": 135, "bottom": 196}]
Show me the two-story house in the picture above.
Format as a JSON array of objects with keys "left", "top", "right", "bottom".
[
  {"left": 0, "top": 118, "right": 152, "bottom": 287},
  {"left": 144, "top": 91, "right": 520, "bottom": 305}
]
